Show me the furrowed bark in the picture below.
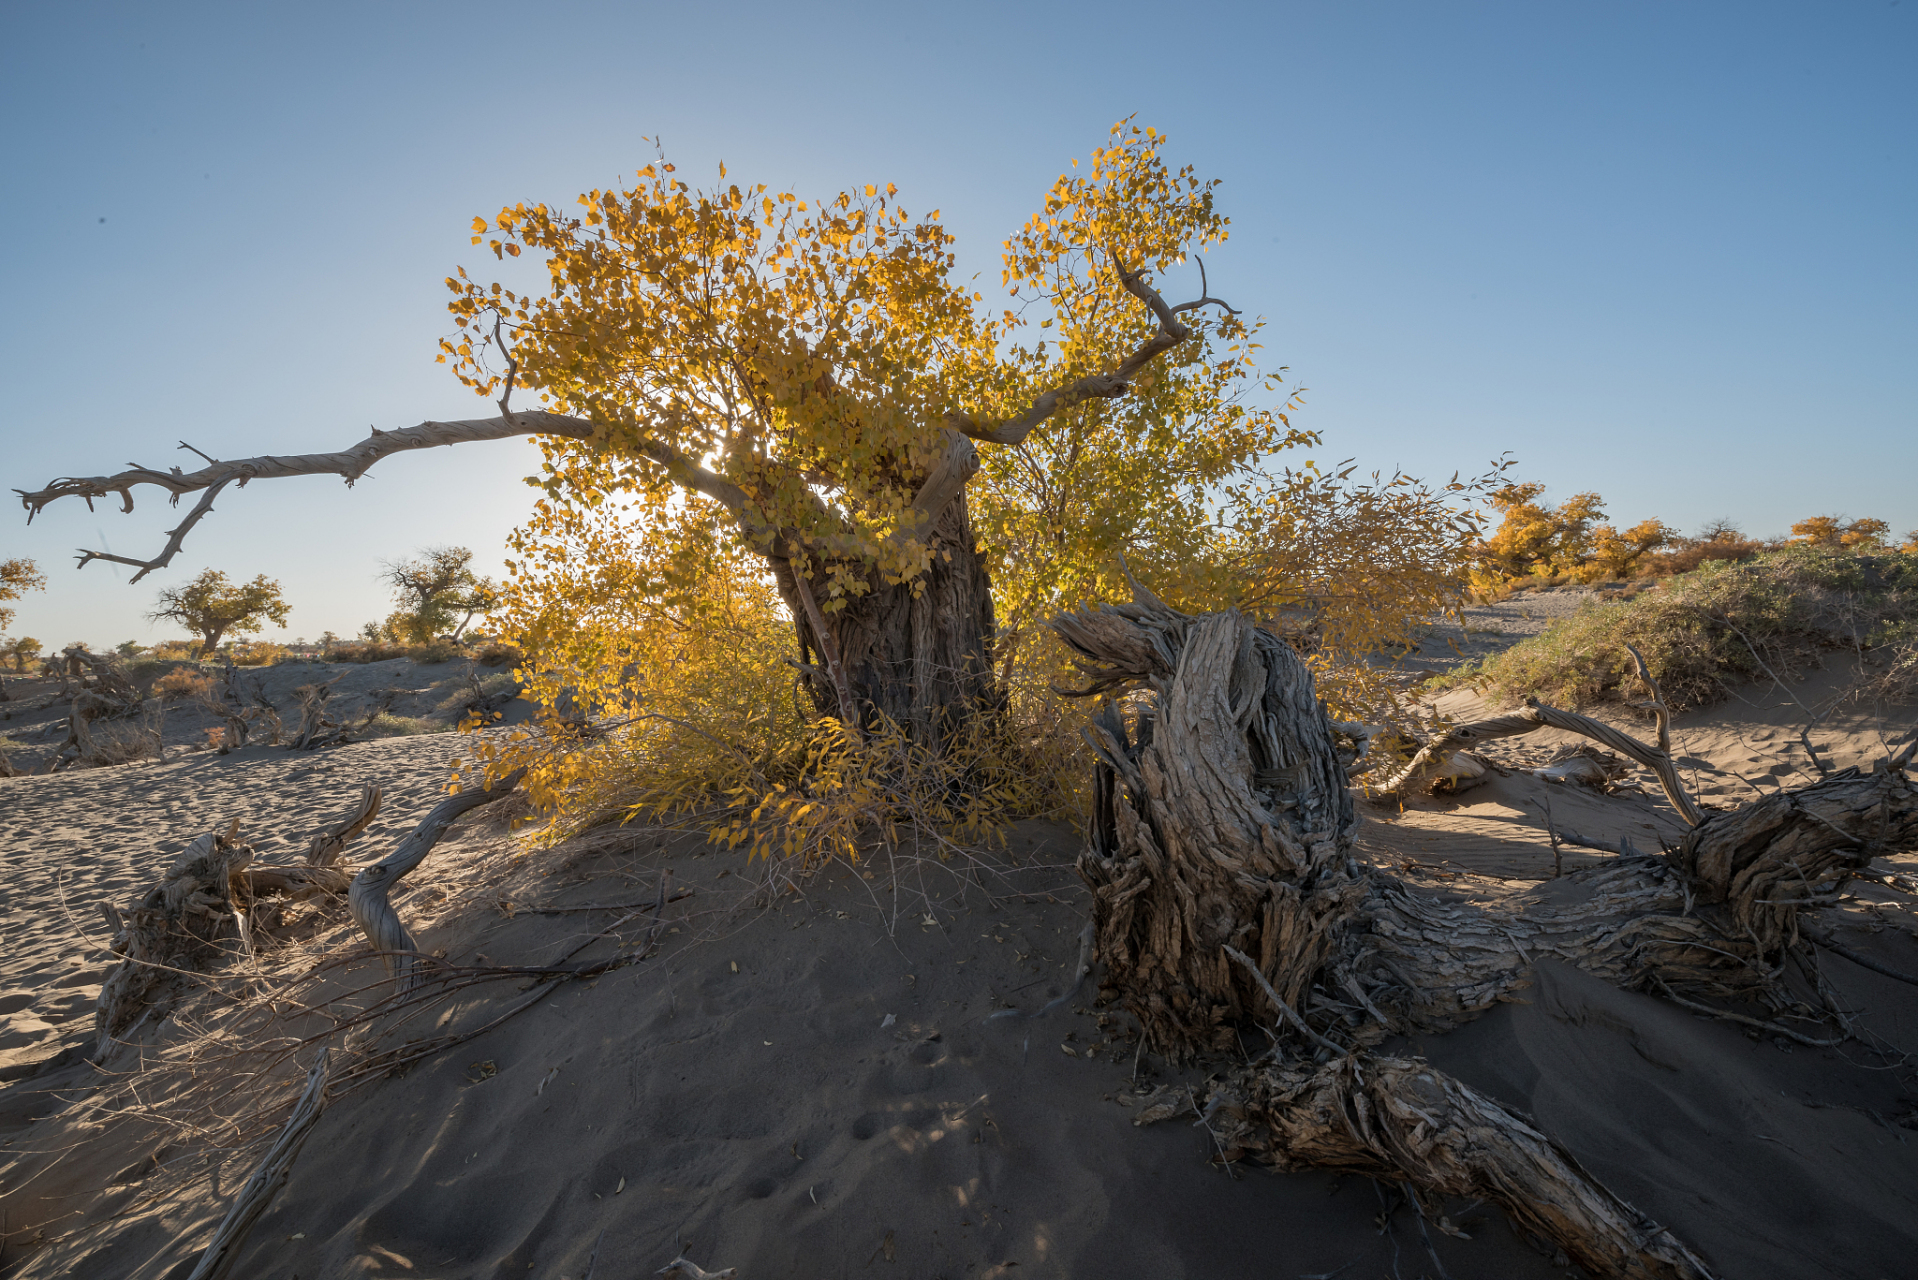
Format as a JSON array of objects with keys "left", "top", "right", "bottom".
[{"left": 1206, "top": 1055, "right": 1715, "bottom": 1280}]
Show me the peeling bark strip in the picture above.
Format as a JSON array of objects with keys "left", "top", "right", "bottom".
[{"left": 1052, "top": 588, "right": 1918, "bottom": 1278}]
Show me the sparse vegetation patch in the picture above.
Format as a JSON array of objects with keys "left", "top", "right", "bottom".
[{"left": 1437, "top": 545, "right": 1918, "bottom": 711}]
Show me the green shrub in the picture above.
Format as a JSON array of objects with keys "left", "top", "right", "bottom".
[{"left": 1438, "top": 546, "right": 1918, "bottom": 712}]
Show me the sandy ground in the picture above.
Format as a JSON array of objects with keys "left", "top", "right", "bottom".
[
  {"left": 0, "top": 656, "right": 526, "bottom": 775},
  {"left": 3, "top": 625, "right": 1917, "bottom": 1278},
  {"left": 1401, "top": 586, "right": 1608, "bottom": 674}
]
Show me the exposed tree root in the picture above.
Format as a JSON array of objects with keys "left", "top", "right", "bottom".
[
  {"left": 348, "top": 770, "right": 524, "bottom": 990},
  {"left": 1205, "top": 1055, "right": 1714, "bottom": 1280},
  {"left": 1052, "top": 587, "right": 1918, "bottom": 1278}
]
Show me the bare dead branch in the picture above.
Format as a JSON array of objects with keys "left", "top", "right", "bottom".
[
  {"left": 1379, "top": 698, "right": 1705, "bottom": 826},
  {"left": 307, "top": 784, "right": 381, "bottom": 868},
  {"left": 348, "top": 769, "right": 525, "bottom": 991},
  {"left": 19, "top": 412, "right": 760, "bottom": 580},
  {"left": 945, "top": 256, "right": 1233, "bottom": 447},
  {"left": 184, "top": 1048, "right": 331, "bottom": 1280}
]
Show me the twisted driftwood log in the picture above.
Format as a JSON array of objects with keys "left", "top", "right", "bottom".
[
  {"left": 350, "top": 770, "right": 523, "bottom": 990},
  {"left": 1053, "top": 587, "right": 1918, "bottom": 1279},
  {"left": 95, "top": 825, "right": 257, "bottom": 1057},
  {"left": 50, "top": 646, "right": 147, "bottom": 769},
  {"left": 1376, "top": 642, "right": 1702, "bottom": 824}
]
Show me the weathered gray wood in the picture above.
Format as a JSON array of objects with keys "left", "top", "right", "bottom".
[
  {"left": 184, "top": 1049, "right": 331, "bottom": 1280},
  {"left": 349, "top": 771, "right": 523, "bottom": 989},
  {"left": 1052, "top": 588, "right": 1918, "bottom": 1278},
  {"left": 1207, "top": 1054, "right": 1714, "bottom": 1280},
  {"left": 94, "top": 827, "right": 255, "bottom": 1058}
]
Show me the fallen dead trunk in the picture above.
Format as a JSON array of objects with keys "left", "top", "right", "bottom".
[{"left": 1053, "top": 586, "right": 1917, "bottom": 1278}]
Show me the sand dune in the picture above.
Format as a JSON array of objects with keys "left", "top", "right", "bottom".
[{"left": 3, "top": 655, "right": 1917, "bottom": 1279}]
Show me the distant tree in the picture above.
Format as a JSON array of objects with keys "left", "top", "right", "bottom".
[
  {"left": 1696, "top": 517, "right": 1744, "bottom": 544},
  {"left": 148, "top": 569, "right": 291, "bottom": 657},
  {"left": 381, "top": 545, "right": 480, "bottom": 642},
  {"left": 1474, "top": 483, "right": 1608, "bottom": 584},
  {"left": 115, "top": 640, "right": 143, "bottom": 658},
  {"left": 2, "top": 636, "right": 39, "bottom": 672},
  {"left": 1791, "top": 515, "right": 1890, "bottom": 551},
  {"left": 448, "top": 576, "right": 499, "bottom": 639},
  {"left": 1, "top": 557, "right": 46, "bottom": 633},
  {"left": 1588, "top": 518, "right": 1673, "bottom": 580},
  {"left": 359, "top": 621, "right": 385, "bottom": 643},
  {"left": 319, "top": 630, "right": 341, "bottom": 649}
]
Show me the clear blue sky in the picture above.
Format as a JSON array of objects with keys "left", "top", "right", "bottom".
[{"left": 3, "top": 1, "right": 1912, "bottom": 647}]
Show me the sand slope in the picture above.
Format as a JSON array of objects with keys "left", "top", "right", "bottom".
[{"left": 3, "top": 659, "right": 1917, "bottom": 1279}]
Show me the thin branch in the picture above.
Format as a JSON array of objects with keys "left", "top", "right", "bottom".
[
  {"left": 1712, "top": 615, "right": 1832, "bottom": 776},
  {"left": 491, "top": 312, "right": 520, "bottom": 421},
  {"left": 1652, "top": 975, "right": 1845, "bottom": 1047},
  {"left": 20, "top": 412, "right": 760, "bottom": 580},
  {"left": 1223, "top": 944, "right": 1346, "bottom": 1058},
  {"left": 1801, "top": 922, "right": 1918, "bottom": 988},
  {"left": 789, "top": 567, "right": 863, "bottom": 739},
  {"left": 945, "top": 255, "right": 1234, "bottom": 447}
]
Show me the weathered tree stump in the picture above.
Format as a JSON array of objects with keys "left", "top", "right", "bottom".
[
  {"left": 1053, "top": 586, "right": 1918, "bottom": 1278},
  {"left": 94, "top": 788, "right": 389, "bottom": 1055}
]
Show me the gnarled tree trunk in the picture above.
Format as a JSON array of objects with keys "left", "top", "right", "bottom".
[
  {"left": 1053, "top": 586, "right": 1917, "bottom": 1279},
  {"left": 773, "top": 490, "right": 1000, "bottom": 751}
]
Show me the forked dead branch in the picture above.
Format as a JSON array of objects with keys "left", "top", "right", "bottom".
[{"left": 1055, "top": 584, "right": 1918, "bottom": 1279}]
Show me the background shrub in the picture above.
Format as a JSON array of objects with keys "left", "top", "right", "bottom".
[
  {"left": 153, "top": 668, "right": 215, "bottom": 701},
  {"left": 1436, "top": 545, "right": 1918, "bottom": 712}
]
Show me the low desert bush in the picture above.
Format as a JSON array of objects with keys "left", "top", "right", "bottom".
[
  {"left": 153, "top": 668, "right": 215, "bottom": 701},
  {"left": 227, "top": 641, "right": 289, "bottom": 667},
  {"left": 1435, "top": 546, "right": 1918, "bottom": 712},
  {"left": 145, "top": 639, "right": 202, "bottom": 661},
  {"left": 409, "top": 640, "right": 462, "bottom": 664},
  {"left": 474, "top": 641, "right": 522, "bottom": 668},
  {"left": 361, "top": 712, "right": 449, "bottom": 738},
  {"left": 323, "top": 640, "right": 462, "bottom": 665}
]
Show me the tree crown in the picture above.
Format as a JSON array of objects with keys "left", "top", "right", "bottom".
[
  {"left": 444, "top": 121, "right": 1300, "bottom": 614},
  {"left": 1, "top": 557, "right": 45, "bottom": 632},
  {"left": 148, "top": 569, "right": 290, "bottom": 641}
]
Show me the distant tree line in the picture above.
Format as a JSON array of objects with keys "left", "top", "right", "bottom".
[{"left": 1472, "top": 481, "right": 1914, "bottom": 593}]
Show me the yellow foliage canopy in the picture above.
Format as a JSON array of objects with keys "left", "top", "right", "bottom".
[{"left": 446, "top": 123, "right": 1500, "bottom": 845}]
